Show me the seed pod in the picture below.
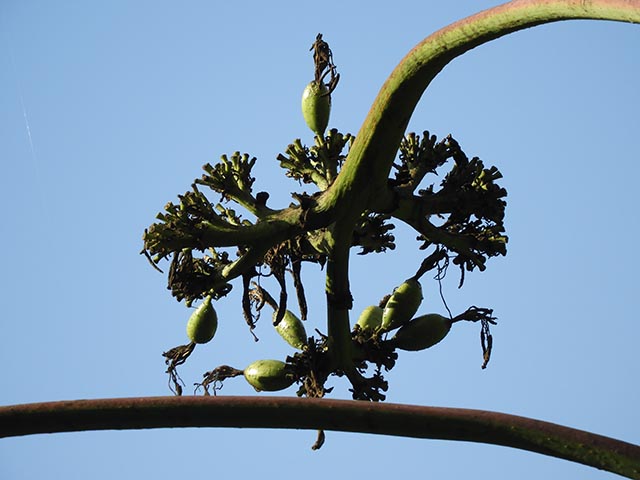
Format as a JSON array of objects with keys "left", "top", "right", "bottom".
[
  {"left": 274, "top": 310, "right": 308, "bottom": 350},
  {"left": 380, "top": 278, "right": 423, "bottom": 332},
  {"left": 186, "top": 296, "right": 218, "bottom": 344},
  {"left": 390, "top": 314, "right": 452, "bottom": 351},
  {"left": 243, "top": 359, "right": 295, "bottom": 392},
  {"left": 356, "top": 305, "right": 383, "bottom": 333},
  {"left": 301, "top": 81, "right": 331, "bottom": 136}
]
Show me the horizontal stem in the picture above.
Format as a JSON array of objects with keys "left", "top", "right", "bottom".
[{"left": 1, "top": 396, "right": 639, "bottom": 478}]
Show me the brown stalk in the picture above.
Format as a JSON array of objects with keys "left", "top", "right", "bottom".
[{"left": 1, "top": 396, "right": 639, "bottom": 478}]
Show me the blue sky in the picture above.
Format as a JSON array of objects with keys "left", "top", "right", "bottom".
[{"left": 1, "top": 1, "right": 639, "bottom": 479}]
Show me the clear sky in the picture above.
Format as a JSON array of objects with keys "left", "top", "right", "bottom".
[{"left": 1, "top": 1, "right": 639, "bottom": 479}]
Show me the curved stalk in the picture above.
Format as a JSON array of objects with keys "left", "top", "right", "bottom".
[
  {"left": 315, "top": 0, "right": 640, "bottom": 216},
  {"left": 1, "top": 396, "right": 639, "bottom": 479}
]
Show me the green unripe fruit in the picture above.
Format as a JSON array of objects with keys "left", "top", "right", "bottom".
[
  {"left": 380, "top": 279, "right": 423, "bottom": 332},
  {"left": 274, "top": 310, "right": 308, "bottom": 350},
  {"left": 301, "top": 81, "right": 331, "bottom": 136},
  {"left": 186, "top": 296, "right": 218, "bottom": 344},
  {"left": 390, "top": 313, "right": 452, "bottom": 351},
  {"left": 243, "top": 359, "right": 295, "bottom": 392},
  {"left": 356, "top": 305, "right": 383, "bottom": 333}
]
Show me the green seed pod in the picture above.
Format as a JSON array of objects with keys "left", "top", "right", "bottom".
[
  {"left": 301, "top": 81, "right": 330, "bottom": 136},
  {"left": 186, "top": 296, "right": 218, "bottom": 344},
  {"left": 274, "top": 310, "right": 308, "bottom": 350},
  {"left": 243, "top": 359, "right": 295, "bottom": 392},
  {"left": 380, "top": 278, "right": 423, "bottom": 332},
  {"left": 356, "top": 305, "right": 383, "bottom": 333},
  {"left": 390, "top": 313, "right": 452, "bottom": 351}
]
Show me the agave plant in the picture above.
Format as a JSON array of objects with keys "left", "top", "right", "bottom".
[{"left": 2, "top": 2, "right": 640, "bottom": 478}]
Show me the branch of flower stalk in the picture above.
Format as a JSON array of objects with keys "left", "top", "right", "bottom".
[
  {"left": 148, "top": 196, "right": 329, "bottom": 256},
  {"left": 213, "top": 227, "right": 332, "bottom": 295},
  {"left": 219, "top": 244, "right": 272, "bottom": 283},
  {"left": 2, "top": 397, "right": 639, "bottom": 478},
  {"left": 391, "top": 197, "right": 488, "bottom": 266},
  {"left": 198, "top": 213, "right": 303, "bottom": 248}
]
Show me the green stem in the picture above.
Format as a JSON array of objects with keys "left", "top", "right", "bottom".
[
  {"left": 315, "top": 0, "right": 640, "bottom": 218},
  {"left": 325, "top": 217, "right": 356, "bottom": 373},
  {"left": 2, "top": 397, "right": 639, "bottom": 479}
]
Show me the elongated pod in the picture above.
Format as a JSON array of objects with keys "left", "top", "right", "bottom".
[
  {"left": 186, "top": 296, "right": 218, "bottom": 344},
  {"left": 274, "top": 310, "right": 308, "bottom": 350},
  {"left": 301, "top": 81, "right": 331, "bottom": 136},
  {"left": 390, "top": 314, "right": 452, "bottom": 351},
  {"left": 380, "top": 279, "right": 423, "bottom": 332},
  {"left": 244, "top": 359, "right": 295, "bottom": 392},
  {"left": 356, "top": 305, "right": 384, "bottom": 333}
]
